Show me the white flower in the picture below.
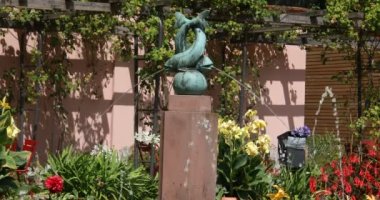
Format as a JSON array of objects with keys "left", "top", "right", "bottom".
[
  {"left": 135, "top": 131, "right": 160, "bottom": 145},
  {"left": 90, "top": 144, "right": 112, "bottom": 156}
]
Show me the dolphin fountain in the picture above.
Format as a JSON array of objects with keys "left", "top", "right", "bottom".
[{"left": 165, "top": 10, "right": 213, "bottom": 95}]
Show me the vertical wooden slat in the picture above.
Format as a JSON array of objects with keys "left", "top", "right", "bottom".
[{"left": 305, "top": 47, "right": 380, "bottom": 142}]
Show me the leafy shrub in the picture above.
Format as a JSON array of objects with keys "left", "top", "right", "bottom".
[
  {"left": 216, "top": 110, "right": 272, "bottom": 199},
  {"left": 47, "top": 146, "right": 158, "bottom": 199},
  {"left": 271, "top": 166, "right": 313, "bottom": 200},
  {"left": 352, "top": 103, "right": 380, "bottom": 137}
]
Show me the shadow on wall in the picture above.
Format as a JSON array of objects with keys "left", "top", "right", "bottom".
[
  {"left": 0, "top": 31, "right": 118, "bottom": 163},
  {"left": 205, "top": 42, "right": 306, "bottom": 162},
  {"left": 206, "top": 42, "right": 305, "bottom": 132},
  {"left": 252, "top": 44, "right": 306, "bottom": 132}
]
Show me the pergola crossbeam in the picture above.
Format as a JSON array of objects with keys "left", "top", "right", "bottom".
[{"left": 0, "top": 0, "right": 112, "bottom": 12}]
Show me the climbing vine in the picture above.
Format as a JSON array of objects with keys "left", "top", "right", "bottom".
[{"left": 0, "top": 0, "right": 329, "bottom": 141}]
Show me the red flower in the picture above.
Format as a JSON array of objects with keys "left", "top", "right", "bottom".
[
  {"left": 44, "top": 175, "right": 64, "bottom": 193},
  {"left": 309, "top": 176, "right": 317, "bottom": 193},
  {"left": 364, "top": 171, "right": 374, "bottom": 182},
  {"left": 373, "top": 181, "right": 380, "bottom": 191},
  {"left": 321, "top": 173, "right": 329, "bottom": 183},
  {"left": 334, "top": 169, "right": 341, "bottom": 176},
  {"left": 359, "top": 169, "right": 365, "bottom": 177},
  {"left": 344, "top": 182, "right": 352, "bottom": 194},
  {"left": 331, "top": 182, "right": 338, "bottom": 191},
  {"left": 368, "top": 150, "right": 377, "bottom": 157},
  {"left": 343, "top": 165, "right": 354, "bottom": 177},
  {"left": 353, "top": 177, "right": 364, "bottom": 188},
  {"left": 349, "top": 154, "right": 360, "bottom": 164}
]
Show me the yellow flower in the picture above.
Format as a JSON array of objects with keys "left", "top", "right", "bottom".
[
  {"left": 245, "top": 141, "right": 259, "bottom": 157},
  {"left": 0, "top": 97, "right": 10, "bottom": 110},
  {"left": 246, "top": 122, "right": 258, "bottom": 134},
  {"left": 267, "top": 185, "right": 290, "bottom": 200},
  {"left": 254, "top": 119, "right": 266, "bottom": 130},
  {"left": 257, "top": 134, "right": 270, "bottom": 145},
  {"left": 241, "top": 126, "right": 250, "bottom": 139},
  {"left": 244, "top": 109, "right": 257, "bottom": 120},
  {"left": 256, "top": 135, "right": 271, "bottom": 154},
  {"left": 366, "top": 195, "right": 377, "bottom": 200},
  {"left": 6, "top": 117, "right": 20, "bottom": 139}
]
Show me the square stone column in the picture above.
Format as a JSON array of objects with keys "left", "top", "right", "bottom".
[{"left": 159, "top": 95, "right": 218, "bottom": 200}]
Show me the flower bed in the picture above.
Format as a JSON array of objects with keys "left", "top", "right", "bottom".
[{"left": 310, "top": 140, "right": 380, "bottom": 199}]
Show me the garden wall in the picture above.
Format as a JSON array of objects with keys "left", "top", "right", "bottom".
[
  {"left": 0, "top": 29, "right": 136, "bottom": 162},
  {"left": 0, "top": 29, "right": 306, "bottom": 163},
  {"left": 254, "top": 44, "right": 306, "bottom": 161}
]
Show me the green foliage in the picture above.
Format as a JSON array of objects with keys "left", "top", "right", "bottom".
[
  {"left": 351, "top": 102, "right": 380, "bottom": 137},
  {"left": 306, "top": 134, "right": 341, "bottom": 168},
  {"left": 0, "top": 99, "right": 29, "bottom": 197},
  {"left": 271, "top": 166, "right": 314, "bottom": 200},
  {"left": 217, "top": 112, "right": 271, "bottom": 199},
  {"left": 47, "top": 147, "right": 158, "bottom": 200},
  {"left": 217, "top": 136, "right": 271, "bottom": 200},
  {"left": 322, "top": 0, "right": 380, "bottom": 111},
  {"left": 213, "top": 66, "right": 242, "bottom": 119},
  {"left": 326, "top": 0, "right": 380, "bottom": 35}
]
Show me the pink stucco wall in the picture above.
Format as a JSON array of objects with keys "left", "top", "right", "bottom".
[
  {"left": 0, "top": 30, "right": 306, "bottom": 163},
  {"left": 254, "top": 44, "right": 306, "bottom": 161},
  {"left": 0, "top": 30, "right": 136, "bottom": 162}
]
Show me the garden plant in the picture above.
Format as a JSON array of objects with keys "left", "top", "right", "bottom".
[
  {"left": 1, "top": 0, "right": 380, "bottom": 199},
  {"left": 0, "top": 97, "right": 30, "bottom": 197}
]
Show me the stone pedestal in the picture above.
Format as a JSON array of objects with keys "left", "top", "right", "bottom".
[{"left": 159, "top": 95, "right": 218, "bottom": 200}]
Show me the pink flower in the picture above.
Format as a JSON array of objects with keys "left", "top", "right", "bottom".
[{"left": 44, "top": 175, "right": 64, "bottom": 193}]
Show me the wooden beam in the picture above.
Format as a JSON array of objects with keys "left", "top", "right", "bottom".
[
  {"left": 72, "top": 1, "right": 111, "bottom": 12},
  {"left": 0, "top": 0, "right": 19, "bottom": 6},
  {"left": 21, "top": 0, "right": 65, "bottom": 10},
  {"left": 277, "top": 13, "right": 325, "bottom": 25},
  {"left": 0, "top": 0, "right": 111, "bottom": 12}
]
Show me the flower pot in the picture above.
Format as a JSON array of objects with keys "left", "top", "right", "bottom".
[
  {"left": 285, "top": 136, "right": 306, "bottom": 168},
  {"left": 286, "top": 136, "right": 306, "bottom": 149}
]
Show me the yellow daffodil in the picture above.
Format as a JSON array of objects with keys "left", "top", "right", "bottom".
[
  {"left": 267, "top": 185, "right": 290, "bottom": 200},
  {"left": 245, "top": 141, "right": 259, "bottom": 157},
  {"left": 0, "top": 97, "right": 10, "bottom": 110},
  {"left": 6, "top": 117, "right": 20, "bottom": 139}
]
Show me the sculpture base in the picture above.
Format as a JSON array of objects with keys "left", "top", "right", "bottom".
[
  {"left": 173, "top": 70, "right": 207, "bottom": 95},
  {"left": 159, "top": 95, "right": 217, "bottom": 200}
]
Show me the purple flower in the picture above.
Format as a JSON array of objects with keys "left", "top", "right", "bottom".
[{"left": 290, "top": 125, "right": 311, "bottom": 137}]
